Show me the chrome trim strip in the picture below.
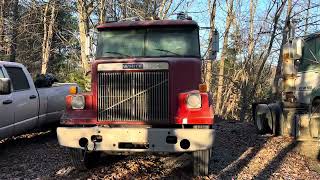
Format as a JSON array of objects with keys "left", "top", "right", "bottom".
[{"left": 97, "top": 62, "right": 169, "bottom": 71}]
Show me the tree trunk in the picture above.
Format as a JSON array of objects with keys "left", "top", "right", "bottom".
[
  {"left": 215, "top": 0, "right": 234, "bottom": 115},
  {"left": 0, "top": 0, "right": 4, "bottom": 50},
  {"left": 239, "top": 0, "right": 256, "bottom": 122},
  {"left": 159, "top": 0, "right": 172, "bottom": 19},
  {"left": 77, "top": 0, "right": 93, "bottom": 73},
  {"left": 41, "top": 1, "right": 57, "bottom": 74},
  {"left": 272, "top": 0, "right": 292, "bottom": 99},
  {"left": 204, "top": 0, "right": 217, "bottom": 92},
  {"left": 99, "top": 0, "right": 106, "bottom": 24},
  {"left": 304, "top": 0, "right": 311, "bottom": 35},
  {"left": 9, "top": 0, "right": 18, "bottom": 62},
  {"left": 254, "top": 1, "right": 286, "bottom": 96}
]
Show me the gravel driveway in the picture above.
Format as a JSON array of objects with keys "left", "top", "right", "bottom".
[{"left": 0, "top": 120, "right": 319, "bottom": 179}]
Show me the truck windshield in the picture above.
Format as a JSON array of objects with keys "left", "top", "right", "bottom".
[
  {"left": 299, "top": 37, "right": 320, "bottom": 72},
  {"left": 96, "top": 27, "right": 200, "bottom": 58}
]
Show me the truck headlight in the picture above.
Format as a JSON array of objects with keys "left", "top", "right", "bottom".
[
  {"left": 186, "top": 93, "right": 201, "bottom": 108},
  {"left": 71, "top": 95, "right": 85, "bottom": 110}
]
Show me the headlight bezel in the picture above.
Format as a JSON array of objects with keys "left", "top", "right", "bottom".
[
  {"left": 186, "top": 93, "right": 202, "bottom": 109},
  {"left": 71, "top": 95, "right": 85, "bottom": 110}
]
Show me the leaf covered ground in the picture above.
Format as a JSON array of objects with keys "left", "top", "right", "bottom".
[{"left": 0, "top": 120, "right": 319, "bottom": 179}]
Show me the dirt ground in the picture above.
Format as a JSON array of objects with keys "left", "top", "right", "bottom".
[{"left": 0, "top": 120, "right": 319, "bottom": 179}]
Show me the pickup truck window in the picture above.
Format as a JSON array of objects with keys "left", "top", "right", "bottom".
[
  {"left": 5, "top": 67, "right": 30, "bottom": 91},
  {"left": 0, "top": 67, "right": 4, "bottom": 78}
]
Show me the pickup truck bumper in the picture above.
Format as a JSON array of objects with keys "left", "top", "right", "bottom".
[{"left": 57, "top": 127, "right": 215, "bottom": 152}]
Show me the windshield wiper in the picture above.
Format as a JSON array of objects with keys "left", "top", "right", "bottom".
[
  {"left": 104, "top": 51, "right": 131, "bottom": 57},
  {"left": 153, "top": 48, "right": 182, "bottom": 56}
]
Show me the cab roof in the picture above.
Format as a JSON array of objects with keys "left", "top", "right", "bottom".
[
  {"left": 303, "top": 32, "right": 320, "bottom": 41},
  {"left": 97, "top": 20, "right": 199, "bottom": 31}
]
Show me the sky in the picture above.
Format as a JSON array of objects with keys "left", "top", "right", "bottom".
[{"left": 166, "top": 0, "right": 320, "bottom": 61}]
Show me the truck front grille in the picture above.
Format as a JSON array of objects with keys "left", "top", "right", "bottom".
[{"left": 97, "top": 71, "right": 169, "bottom": 122}]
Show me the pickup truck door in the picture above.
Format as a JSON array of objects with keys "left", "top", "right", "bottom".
[
  {"left": 4, "top": 66, "right": 39, "bottom": 135},
  {"left": 0, "top": 66, "right": 15, "bottom": 138}
]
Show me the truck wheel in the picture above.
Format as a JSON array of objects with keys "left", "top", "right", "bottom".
[
  {"left": 253, "top": 104, "right": 272, "bottom": 134},
  {"left": 268, "top": 103, "right": 283, "bottom": 136},
  {"left": 309, "top": 118, "right": 319, "bottom": 138},
  {"left": 310, "top": 100, "right": 320, "bottom": 138},
  {"left": 68, "top": 148, "right": 100, "bottom": 171},
  {"left": 193, "top": 125, "right": 212, "bottom": 158},
  {"left": 193, "top": 149, "right": 210, "bottom": 176},
  {"left": 193, "top": 125, "right": 211, "bottom": 176}
]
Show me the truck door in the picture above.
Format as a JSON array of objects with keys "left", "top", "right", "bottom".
[
  {"left": 4, "top": 66, "right": 38, "bottom": 135},
  {"left": 0, "top": 66, "right": 14, "bottom": 139}
]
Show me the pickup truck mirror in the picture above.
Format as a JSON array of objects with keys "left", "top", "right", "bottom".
[{"left": 0, "top": 78, "right": 11, "bottom": 95}]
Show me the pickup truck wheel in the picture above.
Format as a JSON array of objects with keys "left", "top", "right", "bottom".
[
  {"left": 193, "top": 149, "right": 210, "bottom": 176},
  {"left": 193, "top": 125, "right": 211, "bottom": 176},
  {"left": 68, "top": 148, "right": 100, "bottom": 171}
]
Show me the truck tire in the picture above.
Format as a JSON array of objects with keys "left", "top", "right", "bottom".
[
  {"left": 193, "top": 149, "right": 210, "bottom": 176},
  {"left": 253, "top": 104, "right": 272, "bottom": 134},
  {"left": 268, "top": 103, "right": 283, "bottom": 136},
  {"left": 309, "top": 117, "right": 319, "bottom": 138},
  {"left": 193, "top": 125, "right": 211, "bottom": 176},
  {"left": 310, "top": 100, "right": 320, "bottom": 138},
  {"left": 68, "top": 148, "right": 100, "bottom": 171}
]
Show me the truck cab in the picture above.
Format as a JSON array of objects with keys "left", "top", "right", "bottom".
[{"left": 57, "top": 15, "right": 217, "bottom": 176}]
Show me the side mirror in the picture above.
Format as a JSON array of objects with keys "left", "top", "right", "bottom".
[
  {"left": 208, "top": 29, "right": 219, "bottom": 60},
  {"left": 0, "top": 78, "right": 11, "bottom": 95},
  {"left": 292, "top": 38, "right": 304, "bottom": 59}
]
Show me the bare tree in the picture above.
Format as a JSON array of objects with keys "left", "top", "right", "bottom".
[
  {"left": 77, "top": 0, "right": 94, "bottom": 73},
  {"left": 203, "top": 0, "right": 217, "bottom": 98},
  {"left": 304, "top": 0, "right": 311, "bottom": 34},
  {"left": 9, "top": 0, "right": 18, "bottom": 62},
  {"left": 159, "top": 0, "right": 173, "bottom": 19},
  {"left": 0, "top": 0, "right": 4, "bottom": 55},
  {"left": 215, "top": 0, "right": 234, "bottom": 115},
  {"left": 272, "top": 0, "right": 292, "bottom": 99},
  {"left": 99, "top": 0, "right": 106, "bottom": 24},
  {"left": 237, "top": 0, "right": 257, "bottom": 121},
  {"left": 41, "top": 0, "right": 57, "bottom": 74}
]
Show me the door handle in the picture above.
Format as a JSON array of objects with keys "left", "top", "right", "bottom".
[
  {"left": 29, "top": 95, "right": 37, "bottom": 99},
  {"left": 3, "top": 100, "right": 13, "bottom": 105}
]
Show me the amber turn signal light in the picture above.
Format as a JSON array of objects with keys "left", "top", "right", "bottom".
[
  {"left": 69, "top": 86, "right": 78, "bottom": 94},
  {"left": 199, "top": 84, "right": 207, "bottom": 93}
]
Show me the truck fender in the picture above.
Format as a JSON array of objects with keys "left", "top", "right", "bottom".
[
  {"left": 253, "top": 103, "right": 272, "bottom": 134},
  {"left": 267, "top": 103, "right": 283, "bottom": 136},
  {"left": 309, "top": 97, "right": 320, "bottom": 138},
  {"left": 252, "top": 102, "right": 283, "bottom": 135},
  {"left": 310, "top": 89, "right": 320, "bottom": 106}
]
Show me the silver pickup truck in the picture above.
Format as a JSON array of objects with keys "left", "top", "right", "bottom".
[{"left": 0, "top": 61, "right": 77, "bottom": 139}]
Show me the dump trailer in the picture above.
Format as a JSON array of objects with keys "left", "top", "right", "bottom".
[
  {"left": 57, "top": 13, "right": 218, "bottom": 176},
  {"left": 253, "top": 33, "right": 320, "bottom": 158}
]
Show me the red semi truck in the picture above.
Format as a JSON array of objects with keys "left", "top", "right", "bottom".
[{"left": 57, "top": 14, "right": 218, "bottom": 176}]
